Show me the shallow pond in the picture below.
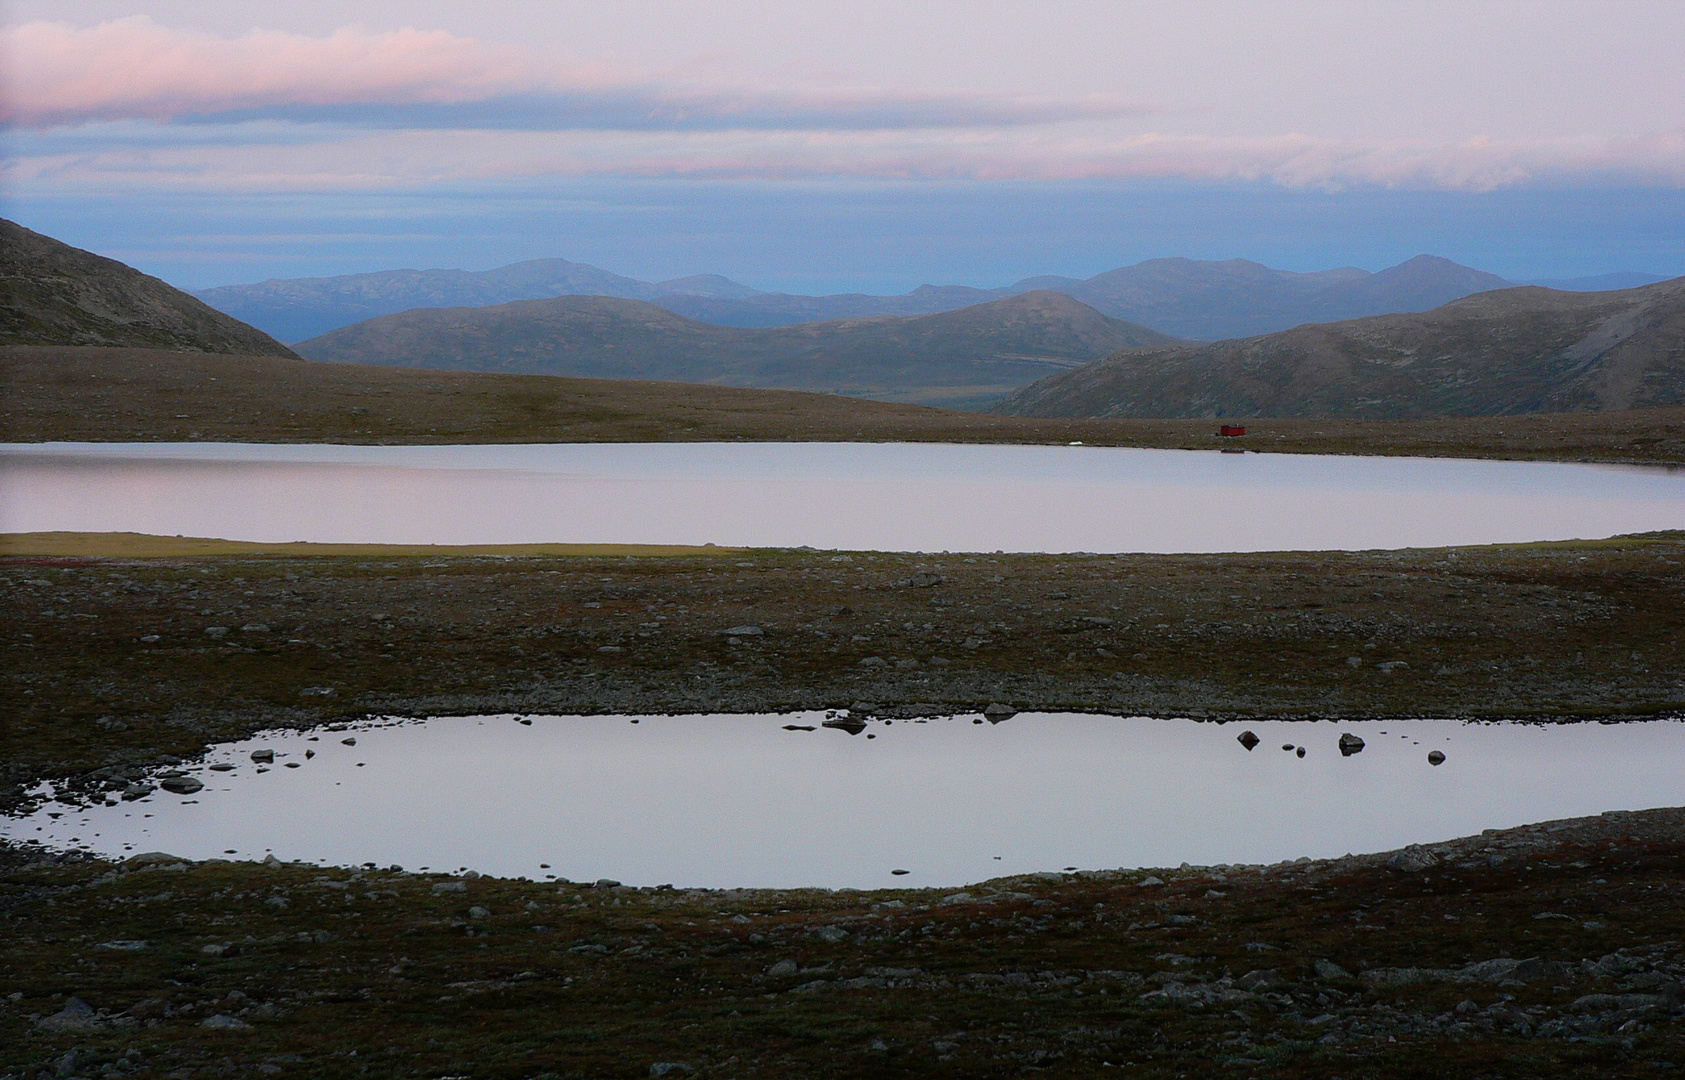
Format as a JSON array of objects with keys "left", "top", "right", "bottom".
[
  {"left": 5, "top": 441, "right": 1684, "bottom": 552},
  {"left": 10, "top": 713, "right": 1683, "bottom": 889}
]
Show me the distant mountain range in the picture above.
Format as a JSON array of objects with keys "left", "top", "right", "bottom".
[
  {"left": 198, "top": 253, "right": 1670, "bottom": 345},
  {"left": 295, "top": 290, "right": 1176, "bottom": 408},
  {"left": 1, "top": 219, "right": 296, "bottom": 358},
  {"left": 994, "top": 276, "right": 1685, "bottom": 420}
]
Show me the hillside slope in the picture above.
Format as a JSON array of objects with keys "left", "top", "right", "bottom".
[
  {"left": 994, "top": 277, "right": 1685, "bottom": 419},
  {"left": 296, "top": 290, "right": 1176, "bottom": 407},
  {"left": 0, "top": 219, "right": 297, "bottom": 357},
  {"left": 195, "top": 259, "right": 761, "bottom": 342}
]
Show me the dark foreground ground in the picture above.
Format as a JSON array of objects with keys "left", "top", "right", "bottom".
[
  {"left": 4, "top": 531, "right": 1683, "bottom": 788},
  {"left": 3, "top": 808, "right": 1684, "bottom": 1079},
  {"left": 4, "top": 533, "right": 1684, "bottom": 1077},
  {"left": 5, "top": 345, "right": 1685, "bottom": 465}
]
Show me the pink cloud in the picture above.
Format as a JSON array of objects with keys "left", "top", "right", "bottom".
[
  {"left": 0, "top": 17, "right": 1144, "bottom": 131},
  {"left": 0, "top": 17, "right": 565, "bottom": 126}
]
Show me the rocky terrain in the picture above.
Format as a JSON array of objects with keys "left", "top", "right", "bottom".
[
  {"left": 0, "top": 221, "right": 296, "bottom": 359},
  {"left": 4, "top": 531, "right": 1681, "bottom": 787},
  {"left": 7, "top": 345, "right": 1684, "bottom": 465},
  {"left": 3, "top": 806, "right": 1683, "bottom": 1078},
  {"left": 997, "top": 276, "right": 1685, "bottom": 420},
  {"left": 293, "top": 291, "right": 1175, "bottom": 409}
]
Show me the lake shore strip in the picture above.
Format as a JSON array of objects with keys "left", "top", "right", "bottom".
[
  {"left": 4, "top": 807, "right": 1683, "bottom": 1077},
  {"left": 6, "top": 345, "right": 1685, "bottom": 466},
  {"left": 4, "top": 530, "right": 1682, "bottom": 791}
]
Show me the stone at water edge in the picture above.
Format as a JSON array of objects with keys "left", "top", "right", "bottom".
[
  {"left": 1428, "top": 750, "right": 1447, "bottom": 765},
  {"left": 983, "top": 702, "right": 1017, "bottom": 723},
  {"left": 160, "top": 775, "right": 204, "bottom": 794},
  {"left": 1338, "top": 733, "right": 1366, "bottom": 756},
  {"left": 250, "top": 749, "right": 274, "bottom": 763},
  {"left": 1237, "top": 730, "right": 1260, "bottom": 750}
]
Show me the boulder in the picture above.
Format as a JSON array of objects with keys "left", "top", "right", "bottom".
[
  {"left": 1428, "top": 750, "right": 1446, "bottom": 765},
  {"left": 1236, "top": 730, "right": 1260, "bottom": 751},
  {"left": 250, "top": 749, "right": 275, "bottom": 763},
  {"left": 983, "top": 702, "right": 1017, "bottom": 723},
  {"left": 1385, "top": 845, "right": 1439, "bottom": 873},
  {"left": 36, "top": 997, "right": 99, "bottom": 1031},
  {"left": 1337, "top": 733, "right": 1366, "bottom": 756},
  {"left": 160, "top": 775, "right": 204, "bottom": 795},
  {"left": 1314, "top": 959, "right": 1352, "bottom": 980}
]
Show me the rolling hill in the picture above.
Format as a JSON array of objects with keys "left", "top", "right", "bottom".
[
  {"left": 194, "top": 259, "right": 762, "bottom": 343},
  {"left": 0, "top": 219, "right": 297, "bottom": 357},
  {"left": 994, "top": 277, "right": 1685, "bottom": 419},
  {"left": 294, "top": 290, "right": 1176, "bottom": 408},
  {"left": 198, "top": 252, "right": 1530, "bottom": 343}
]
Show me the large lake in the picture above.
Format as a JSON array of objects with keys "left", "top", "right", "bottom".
[
  {"left": 10, "top": 713, "right": 1683, "bottom": 889},
  {"left": 4, "top": 441, "right": 1684, "bottom": 552}
]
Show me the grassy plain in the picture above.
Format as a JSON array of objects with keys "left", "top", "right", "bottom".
[{"left": 5, "top": 345, "right": 1685, "bottom": 464}]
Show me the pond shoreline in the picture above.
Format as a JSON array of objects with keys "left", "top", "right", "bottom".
[
  {"left": 4, "top": 807, "right": 1683, "bottom": 1077},
  {"left": 4, "top": 530, "right": 1682, "bottom": 806}
]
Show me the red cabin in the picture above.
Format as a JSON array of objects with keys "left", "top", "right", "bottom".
[{"left": 1219, "top": 424, "right": 1247, "bottom": 437}]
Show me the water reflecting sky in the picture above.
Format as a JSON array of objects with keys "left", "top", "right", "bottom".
[
  {"left": 3, "top": 441, "right": 1684, "bottom": 552},
  {"left": 10, "top": 713, "right": 1683, "bottom": 889}
]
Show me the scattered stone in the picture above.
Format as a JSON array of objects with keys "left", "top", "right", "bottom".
[
  {"left": 208, "top": 763, "right": 234, "bottom": 772},
  {"left": 298, "top": 686, "right": 336, "bottom": 697},
  {"left": 200, "top": 1013, "right": 250, "bottom": 1030},
  {"left": 1314, "top": 958, "right": 1352, "bottom": 980},
  {"left": 204, "top": 626, "right": 229, "bottom": 638},
  {"left": 160, "top": 775, "right": 204, "bottom": 794},
  {"left": 766, "top": 959, "right": 798, "bottom": 977},
  {"left": 1338, "top": 733, "right": 1365, "bottom": 756},
  {"left": 858, "top": 656, "right": 888, "bottom": 668},
  {"left": 468, "top": 906, "right": 491, "bottom": 919},
  {"left": 94, "top": 940, "right": 150, "bottom": 951},
  {"left": 1428, "top": 750, "right": 1447, "bottom": 765},
  {"left": 890, "top": 868, "right": 910, "bottom": 876},
  {"left": 36, "top": 997, "right": 99, "bottom": 1030},
  {"left": 909, "top": 571, "right": 944, "bottom": 588},
  {"left": 432, "top": 881, "right": 468, "bottom": 894},
  {"left": 341, "top": 737, "right": 356, "bottom": 746},
  {"left": 1237, "top": 730, "right": 1260, "bottom": 750},
  {"left": 1376, "top": 661, "right": 1410, "bottom": 674},
  {"left": 240, "top": 623, "right": 270, "bottom": 633},
  {"left": 1138, "top": 876, "right": 1164, "bottom": 887},
  {"left": 250, "top": 749, "right": 275, "bottom": 763},
  {"left": 649, "top": 1064, "right": 695, "bottom": 1077},
  {"left": 811, "top": 925, "right": 849, "bottom": 943},
  {"left": 1296, "top": 746, "right": 1306, "bottom": 758},
  {"left": 1385, "top": 845, "right": 1440, "bottom": 873},
  {"left": 123, "top": 851, "right": 185, "bottom": 870},
  {"left": 983, "top": 702, "right": 1017, "bottom": 723},
  {"left": 939, "top": 892, "right": 976, "bottom": 906},
  {"left": 120, "top": 782, "right": 155, "bottom": 801},
  {"left": 594, "top": 878, "right": 622, "bottom": 889},
  {"left": 722, "top": 625, "right": 763, "bottom": 636}
]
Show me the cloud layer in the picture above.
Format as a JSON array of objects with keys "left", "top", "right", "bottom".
[
  {"left": 0, "top": 17, "right": 1141, "bottom": 132},
  {"left": 2, "top": 17, "right": 1681, "bottom": 194}
]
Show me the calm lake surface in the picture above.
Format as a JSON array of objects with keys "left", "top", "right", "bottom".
[
  {"left": 11, "top": 713, "right": 1684, "bottom": 889},
  {"left": 4, "top": 442, "right": 1684, "bottom": 552}
]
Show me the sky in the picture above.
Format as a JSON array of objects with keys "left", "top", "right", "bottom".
[{"left": 1, "top": 0, "right": 1682, "bottom": 292}]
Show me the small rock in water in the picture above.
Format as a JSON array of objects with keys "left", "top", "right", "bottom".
[
  {"left": 209, "top": 763, "right": 234, "bottom": 771},
  {"left": 1428, "top": 750, "right": 1446, "bottom": 765},
  {"left": 341, "top": 737, "right": 356, "bottom": 746},
  {"left": 120, "top": 782, "right": 156, "bottom": 801},
  {"left": 890, "top": 868, "right": 910, "bottom": 876},
  {"left": 250, "top": 749, "right": 275, "bottom": 763},
  {"left": 1295, "top": 746, "right": 1306, "bottom": 758},
  {"left": 1237, "top": 730, "right": 1260, "bottom": 750},
  {"left": 1338, "top": 733, "right": 1365, "bottom": 756},
  {"left": 1281, "top": 743, "right": 1294, "bottom": 752},
  {"left": 983, "top": 702, "right": 1017, "bottom": 723},
  {"left": 159, "top": 775, "right": 204, "bottom": 794}
]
